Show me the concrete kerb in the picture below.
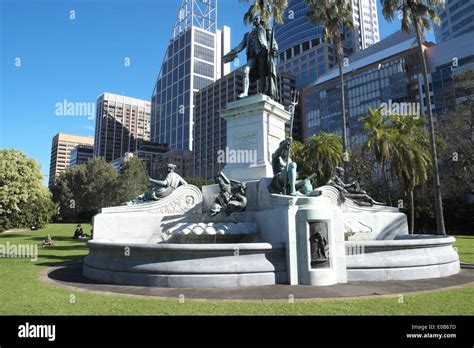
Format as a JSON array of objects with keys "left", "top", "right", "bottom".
[{"left": 38, "top": 261, "right": 474, "bottom": 303}]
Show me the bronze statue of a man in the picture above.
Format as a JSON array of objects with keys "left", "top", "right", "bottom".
[{"left": 223, "top": 14, "right": 279, "bottom": 101}]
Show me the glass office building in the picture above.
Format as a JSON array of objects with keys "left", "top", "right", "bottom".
[
  {"left": 150, "top": 0, "right": 230, "bottom": 151},
  {"left": 420, "top": 32, "right": 474, "bottom": 117},
  {"left": 275, "top": 0, "right": 380, "bottom": 143},
  {"left": 435, "top": 0, "right": 474, "bottom": 43},
  {"left": 302, "top": 31, "right": 423, "bottom": 145}
]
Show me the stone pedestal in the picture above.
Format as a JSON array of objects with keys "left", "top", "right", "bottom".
[{"left": 221, "top": 94, "right": 291, "bottom": 182}]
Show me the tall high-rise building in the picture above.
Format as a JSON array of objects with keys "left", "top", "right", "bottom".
[
  {"left": 48, "top": 133, "right": 94, "bottom": 187},
  {"left": 69, "top": 144, "right": 94, "bottom": 167},
  {"left": 151, "top": 0, "right": 230, "bottom": 151},
  {"left": 302, "top": 31, "right": 424, "bottom": 145},
  {"left": 435, "top": 0, "right": 474, "bottom": 43},
  {"left": 275, "top": 0, "right": 380, "bottom": 87},
  {"left": 193, "top": 70, "right": 297, "bottom": 180},
  {"left": 93, "top": 92, "right": 151, "bottom": 162},
  {"left": 351, "top": 0, "right": 380, "bottom": 49}
]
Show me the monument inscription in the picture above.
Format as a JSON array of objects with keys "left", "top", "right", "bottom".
[{"left": 233, "top": 131, "right": 257, "bottom": 150}]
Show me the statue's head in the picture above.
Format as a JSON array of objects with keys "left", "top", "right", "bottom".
[
  {"left": 252, "top": 14, "right": 262, "bottom": 27},
  {"left": 335, "top": 167, "right": 345, "bottom": 176},
  {"left": 167, "top": 163, "right": 176, "bottom": 172}
]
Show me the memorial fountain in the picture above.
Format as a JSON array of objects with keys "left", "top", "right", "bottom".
[
  {"left": 83, "top": 94, "right": 460, "bottom": 288},
  {"left": 83, "top": 10, "right": 459, "bottom": 288}
]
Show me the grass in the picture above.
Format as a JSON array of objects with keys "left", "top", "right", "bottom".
[
  {"left": 0, "top": 224, "right": 473, "bottom": 315},
  {"left": 454, "top": 235, "right": 474, "bottom": 264}
]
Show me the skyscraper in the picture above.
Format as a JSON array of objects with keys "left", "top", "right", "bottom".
[
  {"left": 435, "top": 0, "right": 474, "bottom": 43},
  {"left": 351, "top": 0, "right": 380, "bottom": 49},
  {"left": 48, "top": 133, "right": 94, "bottom": 187},
  {"left": 275, "top": 0, "right": 380, "bottom": 87},
  {"left": 151, "top": 0, "right": 230, "bottom": 151},
  {"left": 93, "top": 92, "right": 151, "bottom": 162}
]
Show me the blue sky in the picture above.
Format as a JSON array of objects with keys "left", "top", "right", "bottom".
[{"left": 0, "top": 0, "right": 435, "bottom": 184}]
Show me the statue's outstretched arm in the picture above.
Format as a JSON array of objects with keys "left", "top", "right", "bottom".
[
  {"left": 223, "top": 33, "right": 247, "bottom": 62},
  {"left": 149, "top": 178, "right": 167, "bottom": 186}
]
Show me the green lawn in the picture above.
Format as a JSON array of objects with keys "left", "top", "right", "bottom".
[
  {"left": 0, "top": 224, "right": 473, "bottom": 315},
  {"left": 454, "top": 235, "right": 474, "bottom": 264}
]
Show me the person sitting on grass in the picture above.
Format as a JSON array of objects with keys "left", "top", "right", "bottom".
[
  {"left": 38, "top": 234, "right": 54, "bottom": 248},
  {"left": 73, "top": 224, "right": 89, "bottom": 239}
]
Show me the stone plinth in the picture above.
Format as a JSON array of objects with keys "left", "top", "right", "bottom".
[{"left": 220, "top": 94, "right": 291, "bottom": 182}]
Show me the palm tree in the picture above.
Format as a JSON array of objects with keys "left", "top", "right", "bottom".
[
  {"left": 305, "top": 132, "right": 343, "bottom": 186},
  {"left": 359, "top": 106, "right": 394, "bottom": 205},
  {"left": 306, "top": 0, "right": 354, "bottom": 178},
  {"left": 390, "top": 114, "right": 432, "bottom": 233},
  {"left": 290, "top": 139, "right": 312, "bottom": 178},
  {"left": 380, "top": 0, "right": 445, "bottom": 234},
  {"left": 244, "top": 0, "right": 288, "bottom": 24}
]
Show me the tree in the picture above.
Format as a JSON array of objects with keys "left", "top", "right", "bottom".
[
  {"left": 290, "top": 139, "right": 312, "bottom": 179},
  {"left": 359, "top": 106, "right": 394, "bottom": 204},
  {"left": 306, "top": 0, "right": 354, "bottom": 177},
  {"left": 0, "top": 149, "right": 56, "bottom": 231},
  {"left": 117, "top": 157, "right": 150, "bottom": 204},
  {"left": 348, "top": 145, "right": 389, "bottom": 203},
  {"left": 52, "top": 157, "right": 120, "bottom": 221},
  {"left": 244, "top": 0, "right": 288, "bottom": 25},
  {"left": 305, "top": 132, "right": 343, "bottom": 186},
  {"left": 380, "top": 0, "right": 446, "bottom": 234},
  {"left": 436, "top": 79, "right": 474, "bottom": 234},
  {"left": 389, "top": 114, "right": 432, "bottom": 233}
]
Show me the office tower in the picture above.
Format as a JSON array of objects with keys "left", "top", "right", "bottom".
[
  {"left": 69, "top": 144, "right": 94, "bottom": 167},
  {"left": 435, "top": 0, "right": 474, "bottom": 43},
  {"left": 151, "top": 0, "right": 230, "bottom": 151},
  {"left": 302, "top": 31, "right": 424, "bottom": 145},
  {"left": 193, "top": 70, "right": 296, "bottom": 180},
  {"left": 420, "top": 32, "right": 474, "bottom": 117},
  {"left": 93, "top": 92, "right": 151, "bottom": 162},
  {"left": 48, "top": 133, "right": 94, "bottom": 187},
  {"left": 275, "top": 0, "right": 380, "bottom": 87},
  {"left": 350, "top": 0, "right": 380, "bottom": 49}
]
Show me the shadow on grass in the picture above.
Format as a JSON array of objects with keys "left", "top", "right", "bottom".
[{"left": 47, "top": 262, "right": 99, "bottom": 285}]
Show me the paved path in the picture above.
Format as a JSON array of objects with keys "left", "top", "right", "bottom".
[{"left": 39, "top": 261, "right": 474, "bottom": 301}]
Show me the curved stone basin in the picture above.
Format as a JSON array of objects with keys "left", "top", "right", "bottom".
[
  {"left": 345, "top": 235, "right": 460, "bottom": 281},
  {"left": 83, "top": 240, "right": 287, "bottom": 288}
]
